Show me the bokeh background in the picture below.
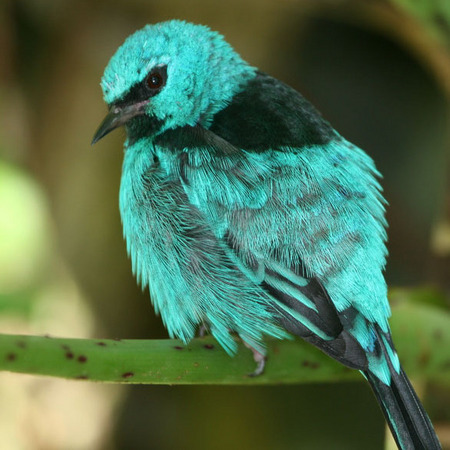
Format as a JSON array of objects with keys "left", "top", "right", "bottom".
[{"left": 0, "top": 0, "right": 449, "bottom": 449}]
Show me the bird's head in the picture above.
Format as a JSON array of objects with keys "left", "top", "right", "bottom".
[{"left": 92, "top": 20, "right": 255, "bottom": 144}]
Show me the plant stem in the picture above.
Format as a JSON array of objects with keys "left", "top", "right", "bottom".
[{"left": 0, "top": 302, "right": 448, "bottom": 385}]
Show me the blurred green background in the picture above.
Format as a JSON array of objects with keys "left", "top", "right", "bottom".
[{"left": 0, "top": 0, "right": 449, "bottom": 449}]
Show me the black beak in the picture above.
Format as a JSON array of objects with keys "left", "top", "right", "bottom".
[{"left": 91, "top": 101, "right": 149, "bottom": 145}]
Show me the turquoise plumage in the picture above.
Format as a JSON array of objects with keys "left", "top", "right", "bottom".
[{"left": 92, "top": 21, "right": 440, "bottom": 449}]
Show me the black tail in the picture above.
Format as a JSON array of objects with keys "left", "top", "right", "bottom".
[{"left": 365, "top": 367, "right": 441, "bottom": 449}]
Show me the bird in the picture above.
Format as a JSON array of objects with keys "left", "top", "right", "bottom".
[{"left": 92, "top": 20, "right": 441, "bottom": 449}]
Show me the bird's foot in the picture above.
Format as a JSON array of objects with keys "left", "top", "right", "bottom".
[
  {"left": 197, "top": 323, "right": 208, "bottom": 337},
  {"left": 244, "top": 342, "right": 266, "bottom": 377}
]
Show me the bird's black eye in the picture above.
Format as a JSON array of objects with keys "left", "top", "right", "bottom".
[{"left": 146, "top": 71, "right": 164, "bottom": 89}]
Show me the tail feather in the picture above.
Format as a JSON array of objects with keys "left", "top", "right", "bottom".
[{"left": 365, "top": 368, "right": 441, "bottom": 450}]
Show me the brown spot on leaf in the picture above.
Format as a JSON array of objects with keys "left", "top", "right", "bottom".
[
  {"left": 75, "top": 375, "right": 89, "bottom": 380},
  {"left": 96, "top": 342, "right": 107, "bottom": 347},
  {"left": 302, "top": 360, "right": 320, "bottom": 369},
  {"left": 204, "top": 344, "right": 214, "bottom": 350},
  {"left": 174, "top": 346, "right": 183, "bottom": 350},
  {"left": 419, "top": 350, "right": 430, "bottom": 366},
  {"left": 6, "top": 353, "right": 16, "bottom": 361},
  {"left": 122, "top": 372, "right": 134, "bottom": 379},
  {"left": 16, "top": 341, "right": 26, "bottom": 349},
  {"left": 78, "top": 355, "right": 87, "bottom": 363},
  {"left": 66, "top": 352, "right": 74, "bottom": 359}
]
